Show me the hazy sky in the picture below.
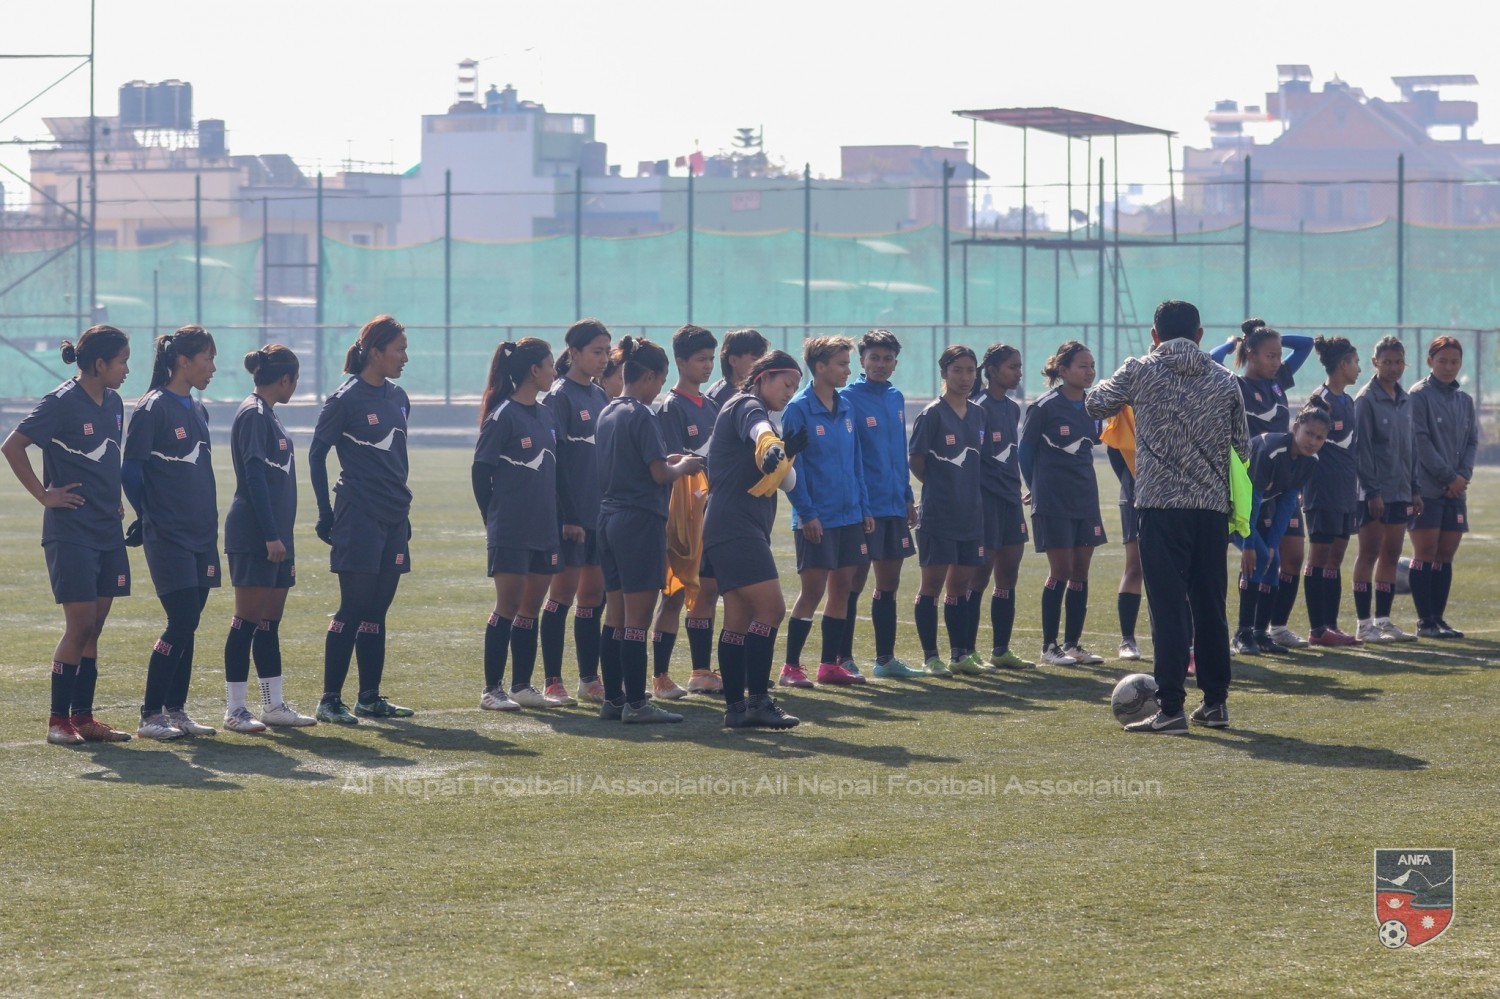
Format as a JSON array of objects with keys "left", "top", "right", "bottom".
[{"left": 4, "top": 0, "right": 1495, "bottom": 217}]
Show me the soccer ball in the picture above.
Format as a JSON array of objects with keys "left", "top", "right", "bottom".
[
  {"left": 1395, "top": 557, "right": 1412, "bottom": 595},
  {"left": 1110, "top": 673, "right": 1159, "bottom": 726},
  {"left": 1379, "top": 919, "right": 1408, "bottom": 949}
]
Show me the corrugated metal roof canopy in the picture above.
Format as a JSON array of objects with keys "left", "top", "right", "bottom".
[{"left": 953, "top": 107, "right": 1174, "bottom": 137}]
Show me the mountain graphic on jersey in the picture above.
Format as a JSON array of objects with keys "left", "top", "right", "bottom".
[
  {"left": 1374, "top": 849, "right": 1454, "bottom": 949},
  {"left": 53, "top": 437, "right": 121, "bottom": 463},
  {"left": 150, "top": 441, "right": 206, "bottom": 464},
  {"left": 342, "top": 427, "right": 405, "bottom": 452},
  {"left": 930, "top": 447, "right": 977, "bottom": 468},
  {"left": 1042, "top": 433, "right": 1092, "bottom": 455},
  {"left": 991, "top": 443, "right": 1016, "bottom": 463},
  {"left": 497, "top": 447, "right": 552, "bottom": 471}
]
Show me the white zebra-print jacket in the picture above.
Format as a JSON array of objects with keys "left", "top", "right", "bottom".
[{"left": 1086, "top": 338, "right": 1249, "bottom": 514}]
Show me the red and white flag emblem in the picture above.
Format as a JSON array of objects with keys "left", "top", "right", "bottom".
[
  {"left": 944, "top": 434, "right": 956, "bottom": 445},
  {"left": 1060, "top": 425, "right": 1071, "bottom": 437},
  {"left": 395, "top": 553, "right": 405, "bottom": 565},
  {"left": 845, "top": 418, "right": 853, "bottom": 432},
  {"left": 174, "top": 426, "right": 188, "bottom": 440},
  {"left": 83, "top": 423, "right": 94, "bottom": 436},
  {"left": 580, "top": 410, "right": 591, "bottom": 421},
  {"left": 687, "top": 425, "right": 699, "bottom": 437},
  {"left": 991, "top": 431, "right": 1002, "bottom": 442},
  {"left": 815, "top": 425, "right": 826, "bottom": 436},
  {"left": 367, "top": 413, "right": 380, "bottom": 425},
  {"left": 117, "top": 574, "right": 127, "bottom": 587},
  {"left": 521, "top": 437, "right": 533, "bottom": 449},
  {"left": 207, "top": 563, "right": 216, "bottom": 576},
  {"left": 1334, "top": 421, "right": 1344, "bottom": 431},
  {"left": 279, "top": 438, "right": 289, "bottom": 450},
  {"left": 866, "top": 416, "right": 877, "bottom": 427},
  {"left": 1094, "top": 525, "right": 1102, "bottom": 536}
]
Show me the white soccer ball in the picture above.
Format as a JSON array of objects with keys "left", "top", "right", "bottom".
[
  {"left": 1110, "top": 672, "right": 1159, "bottom": 726},
  {"left": 1379, "top": 919, "right": 1408, "bottom": 949},
  {"left": 1395, "top": 557, "right": 1412, "bottom": 595}
]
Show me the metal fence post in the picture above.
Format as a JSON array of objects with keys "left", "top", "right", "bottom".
[{"left": 444, "top": 169, "right": 453, "bottom": 404}]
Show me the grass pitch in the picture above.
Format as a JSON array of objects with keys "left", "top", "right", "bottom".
[{"left": 1, "top": 449, "right": 1496, "bottom": 996}]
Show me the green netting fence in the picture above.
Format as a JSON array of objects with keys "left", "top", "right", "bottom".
[{"left": 2, "top": 222, "right": 1497, "bottom": 405}]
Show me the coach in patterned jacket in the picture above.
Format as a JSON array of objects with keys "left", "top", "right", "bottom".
[{"left": 1087, "top": 301, "right": 1249, "bottom": 734}]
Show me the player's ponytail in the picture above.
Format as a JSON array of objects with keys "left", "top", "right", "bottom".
[
  {"left": 1234, "top": 318, "right": 1279, "bottom": 368},
  {"left": 244, "top": 344, "right": 300, "bottom": 386},
  {"left": 62, "top": 324, "right": 128, "bottom": 377},
  {"left": 344, "top": 314, "right": 405, "bottom": 375},
  {"left": 1312, "top": 335, "right": 1357, "bottom": 375},
  {"left": 980, "top": 343, "right": 1020, "bottom": 387},
  {"left": 1292, "top": 405, "right": 1332, "bottom": 432},
  {"left": 145, "top": 324, "right": 215, "bottom": 396},
  {"left": 1042, "top": 340, "right": 1088, "bottom": 385},
  {"left": 614, "top": 335, "right": 669, "bottom": 385},
  {"left": 480, "top": 337, "right": 552, "bottom": 423}
]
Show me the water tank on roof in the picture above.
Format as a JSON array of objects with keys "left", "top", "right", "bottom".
[
  {"left": 119, "top": 81, "right": 150, "bottom": 128},
  {"left": 199, "top": 119, "right": 226, "bottom": 160},
  {"left": 580, "top": 142, "right": 607, "bottom": 178},
  {"left": 149, "top": 80, "right": 193, "bottom": 129}
]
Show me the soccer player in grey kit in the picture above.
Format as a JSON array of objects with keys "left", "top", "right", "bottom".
[
  {"left": 221, "top": 345, "right": 316, "bottom": 731},
  {"left": 593, "top": 337, "right": 704, "bottom": 723},
  {"left": 123, "top": 326, "right": 222, "bottom": 740},
  {"left": 540, "top": 319, "right": 613, "bottom": 705},
  {"left": 473, "top": 338, "right": 570, "bottom": 712},
  {"left": 309, "top": 316, "right": 416, "bottom": 723},
  {"left": 3, "top": 327, "right": 135, "bottom": 745}
]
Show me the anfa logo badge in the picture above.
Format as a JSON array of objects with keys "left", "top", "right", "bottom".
[
  {"left": 174, "top": 426, "right": 188, "bottom": 440},
  {"left": 367, "top": 413, "right": 380, "bottom": 425},
  {"left": 395, "top": 553, "right": 406, "bottom": 566},
  {"left": 83, "top": 423, "right": 94, "bottom": 436},
  {"left": 687, "top": 425, "right": 699, "bottom": 437},
  {"left": 1376, "top": 849, "right": 1454, "bottom": 948},
  {"left": 866, "top": 416, "right": 878, "bottom": 427},
  {"left": 279, "top": 438, "right": 289, "bottom": 450},
  {"left": 992, "top": 431, "right": 1003, "bottom": 442},
  {"left": 944, "top": 434, "right": 956, "bottom": 446},
  {"left": 580, "top": 409, "right": 591, "bottom": 421},
  {"left": 1059, "top": 424, "right": 1071, "bottom": 437},
  {"left": 521, "top": 437, "right": 533, "bottom": 449},
  {"left": 845, "top": 418, "right": 853, "bottom": 433},
  {"left": 815, "top": 424, "right": 826, "bottom": 436}
]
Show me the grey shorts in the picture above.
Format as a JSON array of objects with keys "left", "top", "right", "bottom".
[
  {"left": 44, "top": 541, "right": 131, "bottom": 604},
  {"left": 701, "top": 539, "right": 779, "bottom": 595},
  {"left": 599, "top": 508, "right": 667, "bottom": 593},
  {"left": 794, "top": 522, "right": 870, "bottom": 572},
  {"left": 330, "top": 503, "right": 411, "bottom": 576},
  {"left": 145, "top": 538, "right": 222, "bottom": 596},
  {"left": 489, "top": 546, "right": 563, "bottom": 577},
  {"left": 227, "top": 550, "right": 296, "bottom": 589}
]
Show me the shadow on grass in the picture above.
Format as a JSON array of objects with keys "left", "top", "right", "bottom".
[
  {"left": 1228, "top": 661, "right": 1386, "bottom": 701},
  {"left": 512, "top": 696, "right": 961, "bottom": 767},
  {"left": 354, "top": 717, "right": 541, "bottom": 759},
  {"left": 185, "top": 739, "right": 338, "bottom": 783},
  {"left": 77, "top": 742, "right": 244, "bottom": 790},
  {"left": 1207, "top": 727, "right": 1429, "bottom": 770}
]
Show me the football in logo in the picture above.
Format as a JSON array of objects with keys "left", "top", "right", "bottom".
[{"left": 1375, "top": 849, "right": 1454, "bottom": 949}]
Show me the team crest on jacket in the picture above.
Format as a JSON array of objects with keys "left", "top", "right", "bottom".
[
  {"left": 580, "top": 410, "right": 591, "bottom": 421},
  {"left": 521, "top": 437, "right": 533, "bottom": 449},
  {"left": 174, "top": 426, "right": 188, "bottom": 440},
  {"left": 845, "top": 418, "right": 853, "bottom": 432},
  {"left": 944, "top": 434, "right": 956, "bottom": 445},
  {"left": 83, "top": 423, "right": 94, "bottom": 436},
  {"left": 866, "top": 416, "right": 878, "bottom": 427},
  {"left": 367, "top": 413, "right": 380, "bottom": 425},
  {"left": 1375, "top": 849, "right": 1454, "bottom": 949},
  {"left": 815, "top": 424, "right": 826, "bottom": 436}
]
